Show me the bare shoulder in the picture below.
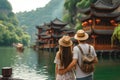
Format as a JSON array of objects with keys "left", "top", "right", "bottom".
[{"left": 56, "top": 51, "right": 60, "bottom": 59}]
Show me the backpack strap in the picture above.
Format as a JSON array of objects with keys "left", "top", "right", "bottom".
[
  {"left": 88, "top": 45, "right": 91, "bottom": 54},
  {"left": 77, "top": 45, "right": 84, "bottom": 55},
  {"left": 77, "top": 45, "right": 91, "bottom": 55},
  {"left": 77, "top": 45, "right": 83, "bottom": 70}
]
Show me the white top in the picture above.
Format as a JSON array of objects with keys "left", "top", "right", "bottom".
[
  {"left": 73, "top": 43, "right": 97, "bottom": 78},
  {"left": 54, "top": 52, "right": 75, "bottom": 80},
  {"left": 54, "top": 52, "right": 64, "bottom": 69}
]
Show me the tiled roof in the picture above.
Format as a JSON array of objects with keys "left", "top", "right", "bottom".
[
  {"left": 77, "top": 7, "right": 90, "bottom": 14},
  {"left": 91, "top": 0, "right": 120, "bottom": 12},
  {"left": 51, "top": 18, "right": 67, "bottom": 26},
  {"left": 80, "top": 11, "right": 120, "bottom": 22},
  {"left": 78, "top": 0, "right": 120, "bottom": 14},
  {"left": 39, "top": 32, "right": 47, "bottom": 36},
  {"left": 92, "top": 11, "right": 120, "bottom": 18}
]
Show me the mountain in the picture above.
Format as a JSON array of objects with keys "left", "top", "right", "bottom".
[
  {"left": 16, "top": 0, "right": 65, "bottom": 42},
  {"left": 0, "top": 0, "right": 30, "bottom": 46}
]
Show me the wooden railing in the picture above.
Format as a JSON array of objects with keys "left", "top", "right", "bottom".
[
  {"left": 94, "top": 44, "right": 119, "bottom": 50},
  {"left": 83, "top": 25, "right": 115, "bottom": 30},
  {"left": 40, "top": 44, "right": 57, "bottom": 48},
  {"left": 94, "top": 25, "right": 115, "bottom": 30}
]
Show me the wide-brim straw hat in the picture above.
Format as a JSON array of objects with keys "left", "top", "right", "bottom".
[
  {"left": 74, "top": 29, "right": 89, "bottom": 41},
  {"left": 59, "top": 36, "right": 73, "bottom": 47}
]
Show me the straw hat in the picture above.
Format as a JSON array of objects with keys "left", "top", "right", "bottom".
[
  {"left": 74, "top": 29, "right": 89, "bottom": 41},
  {"left": 59, "top": 36, "right": 73, "bottom": 47}
]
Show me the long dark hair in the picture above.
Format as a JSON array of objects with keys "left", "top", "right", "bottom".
[{"left": 59, "top": 45, "right": 73, "bottom": 68}]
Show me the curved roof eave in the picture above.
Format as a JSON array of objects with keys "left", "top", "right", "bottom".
[
  {"left": 79, "top": 15, "right": 92, "bottom": 22},
  {"left": 91, "top": 0, "right": 120, "bottom": 12},
  {"left": 77, "top": 7, "right": 90, "bottom": 14},
  {"left": 51, "top": 18, "right": 67, "bottom": 26},
  {"left": 93, "top": 11, "right": 120, "bottom": 18}
]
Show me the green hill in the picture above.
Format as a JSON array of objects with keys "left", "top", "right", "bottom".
[
  {"left": 16, "top": 0, "right": 65, "bottom": 42},
  {"left": 0, "top": 0, "right": 30, "bottom": 46}
]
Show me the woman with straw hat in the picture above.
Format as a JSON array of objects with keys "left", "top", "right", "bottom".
[{"left": 54, "top": 35, "right": 75, "bottom": 80}]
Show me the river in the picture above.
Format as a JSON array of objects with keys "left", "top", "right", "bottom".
[{"left": 0, "top": 47, "right": 120, "bottom": 80}]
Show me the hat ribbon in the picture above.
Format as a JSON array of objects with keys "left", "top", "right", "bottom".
[{"left": 77, "top": 33, "right": 85, "bottom": 37}]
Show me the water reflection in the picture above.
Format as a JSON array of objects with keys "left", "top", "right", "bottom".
[
  {"left": 0, "top": 47, "right": 120, "bottom": 80},
  {"left": 0, "top": 47, "right": 55, "bottom": 80},
  {"left": 13, "top": 64, "right": 48, "bottom": 80}
]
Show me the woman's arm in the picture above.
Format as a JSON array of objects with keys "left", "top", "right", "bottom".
[
  {"left": 55, "top": 64, "right": 58, "bottom": 77},
  {"left": 55, "top": 52, "right": 60, "bottom": 76},
  {"left": 58, "top": 59, "right": 77, "bottom": 75}
]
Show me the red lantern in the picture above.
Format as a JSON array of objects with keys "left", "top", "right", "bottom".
[
  {"left": 114, "top": 23, "right": 118, "bottom": 26},
  {"left": 49, "top": 30, "right": 52, "bottom": 33},
  {"left": 84, "top": 21, "right": 88, "bottom": 25},
  {"left": 82, "top": 21, "right": 88, "bottom": 27},
  {"left": 88, "top": 20, "right": 93, "bottom": 24},
  {"left": 82, "top": 23, "right": 86, "bottom": 27},
  {"left": 91, "top": 35, "right": 97, "bottom": 38},
  {"left": 110, "top": 20, "right": 115, "bottom": 24},
  {"left": 96, "top": 19, "right": 101, "bottom": 24}
]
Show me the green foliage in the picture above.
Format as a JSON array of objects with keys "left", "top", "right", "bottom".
[
  {"left": 0, "top": 0, "right": 30, "bottom": 46},
  {"left": 76, "top": 0, "right": 91, "bottom": 8},
  {"left": 0, "top": 12, "right": 18, "bottom": 25},
  {"left": 64, "top": 0, "right": 79, "bottom": 12},
  {"left": 16, "top": 0, "right": 64, "bottom": 42},
  {"left": 111, "top": 24, "right": 120, "bottom": 46},
  {"left": 0, "top": 21, "right": 30, "bottom": 46},
  {"left": 0, "top": 23, "right": 6, "bottom": 43},
  {"left": 63, "top": 0, "right": 94, "bottom": 29},
  {"left": 75, "top": 19, "right": 82, "bottom": 30},
  {"left": 0, "top": 0, "right": 12, "bottom": 11},
  {"left": 0, "top": 12, "right": 8, "bottom": 21},
  {"left": 63, "top": 13, "right": 72, "bottom": 23},
  {"left": 7, "top": 12, "right": 19, "bottom": 25},
  {"left": 17, "top": 0, "right": 64, "bottom": 27}
]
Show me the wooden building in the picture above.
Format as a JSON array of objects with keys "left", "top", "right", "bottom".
[
  {"left": 78, "top": 0, "right": 120, "bottom": 51},
  {"left": 36, "top": 18, "right": 75, "bottom": 50}
]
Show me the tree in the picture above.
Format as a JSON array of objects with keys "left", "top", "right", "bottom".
[
  {"left": 0, "top": 0, "right": 12, "bottom": 11},
  {"left": 0, "top": 0, "right": 30, "bottom": 46},
  {"left": 63, "top": 0, "right": 96, "bottom": 29},
  {"left": 111, "top": 24, "right": 120, "bottom": 47}
]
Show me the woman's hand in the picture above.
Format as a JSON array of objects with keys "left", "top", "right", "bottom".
[{"left": 58, "top": 69, "right": 67, "bottom": 75}]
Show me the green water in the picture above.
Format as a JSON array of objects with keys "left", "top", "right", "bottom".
[
  {"left": 95, "top": 61, "right": 120, "bottom": 80},
  {"left": 0, "top": 47, "right": 120, "bottom": 80},
  {"left": 0, "top": 47, "right": 55, "bottom": 80}
]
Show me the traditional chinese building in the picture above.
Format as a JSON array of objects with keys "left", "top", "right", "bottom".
[
  {"left": 78, "top": 0, "right": 120, "bottom": 50},
  {"left": 35, "top": 18, "right": 75, "bottom": 50}
]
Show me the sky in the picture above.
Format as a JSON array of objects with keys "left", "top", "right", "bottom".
[{"left": 8, "top": 0, "right": 51, "bottom": 13}]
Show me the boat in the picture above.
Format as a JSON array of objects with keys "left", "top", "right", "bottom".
[{"left": 13, "top": 43, "right": 24, "bottom": 52}]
